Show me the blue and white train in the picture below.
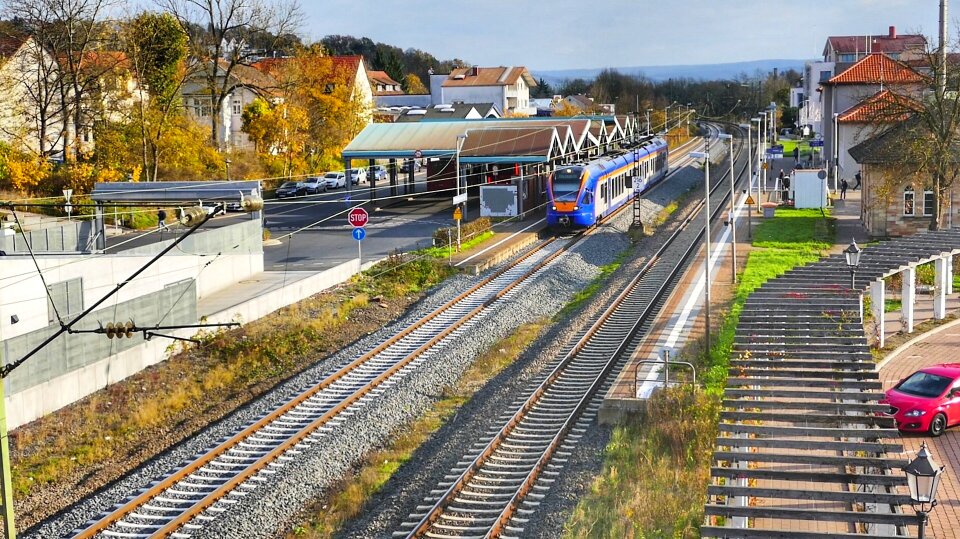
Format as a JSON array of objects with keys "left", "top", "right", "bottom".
[{"left": 547, "top": 137, "right": 669, "bottom": 229}]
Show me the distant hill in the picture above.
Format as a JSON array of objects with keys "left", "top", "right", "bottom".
[{"left": 534, "top": 59, "right": 810, "bottom": 84}]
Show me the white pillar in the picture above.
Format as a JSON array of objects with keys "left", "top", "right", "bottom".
[
  {"left": 934, "top": 257, "right": 949, "bottom": 319},
  {"left": 948, "top": 255, "right": 954, "bottom": 294},
  {"left": 903, "top": 267, "right": 916, "bottom": 333},
  {"left": 871, "top": 280, "right": 885, "bottom": 348}
]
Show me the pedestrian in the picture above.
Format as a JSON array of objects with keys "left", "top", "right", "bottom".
[
  {"left": 157, "top": 209, "right": 169, "bottom": 231},
  {"left": 782, "top": 174, "right": 791, "bottom": 202},
  {"left": 793, "top": 146, "right": 799, "bottom": 162},
  {"left": 778, "top": 168, "right": 785, "bottom": 186},
  {"left": 840, "top": 178, "right": 848, "bottom": 200},
  {"left": 853, "top": 170, "right": 862, "bottom": 190}
]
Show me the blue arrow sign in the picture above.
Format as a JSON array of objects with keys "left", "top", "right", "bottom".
[
  {"left": 352, "top": 227, "right": 366, "bottom": 241},
  {"left": 809, "top": 139, "right": 824, "bottom": 147}
]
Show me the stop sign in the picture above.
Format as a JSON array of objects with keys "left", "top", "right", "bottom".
[{"left": 348, "top": 207, "right": 368, "bottom": 228}]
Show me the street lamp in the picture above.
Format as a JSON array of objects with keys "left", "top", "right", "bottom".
[
  {"left": 690, "top": 145, "right": 712, "bottom": 351},
  {"left": 225, "top": 159, "right": 231, "bottom": 181},
  {"left": 833, "top": 112, "right": 840, "bottom": 193},
  {"left": 758, "top": 111, "right": 768, "bottom": 194},
  {"left": 646, "top": 108, "right": 653, "bottom": 136},
  {"left": 719, "top": 133, "right": 736, "bottom": 283},
  {"left": 843, "top": 239, "right": 862, "bottom": 289},
  {"left": 903, "top": 443, "right": 945, "bottom": 539},
  {"left": 664, "top": 101, "right": 678, "bottom": 133}
]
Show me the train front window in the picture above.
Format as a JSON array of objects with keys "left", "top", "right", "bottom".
[{"left": 552, "top": 169, "right": 582, "bottom": 202}]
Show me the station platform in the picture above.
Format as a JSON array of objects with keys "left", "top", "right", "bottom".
[{"left": 447, "top": 211, "right": 547, "bottom": 275}]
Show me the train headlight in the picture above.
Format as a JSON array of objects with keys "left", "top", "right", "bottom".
[
  {"left": 573, "top": 206, "right": 579, "bottom": 211},
  {"left": 552, "top": 206, "right": 557, "bottom": 211}
]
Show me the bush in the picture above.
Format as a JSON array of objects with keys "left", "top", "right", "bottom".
[{"left": 432, "top": 217, "right": 492, "bottom": 247}]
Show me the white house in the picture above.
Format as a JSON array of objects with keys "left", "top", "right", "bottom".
[
  {"left": 0, "top": 36, "right": 65, "bottom": 157},
  {"left": 432, "top": 66, "right": 537, "bottom": 116}
]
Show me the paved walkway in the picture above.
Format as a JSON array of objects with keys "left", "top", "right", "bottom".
[{"left": 879, "top": 320, "right": 960, "bottom": 539}]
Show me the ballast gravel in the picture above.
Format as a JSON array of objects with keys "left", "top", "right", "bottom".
[{"left": 28, "top": 165, "right": 704, "bottom": 539}]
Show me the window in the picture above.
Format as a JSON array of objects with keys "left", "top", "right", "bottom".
[
  {"left": 819, "top": 70, "right": 833, "bottom": 82},
  {"left": 47, "top": 278, "right": 83, "bottom": 323},
  {"left": 923, "top": 191, "right": 935, "bottom": 216},
  {"left": 903, "top": 187, "right": 915, "bottom": 216},
  {"left": 839, "top": 53, "right": 856, "bottom": 62},
  {"left": 232, "top": 99, "right": 242, "bottom": 115}
]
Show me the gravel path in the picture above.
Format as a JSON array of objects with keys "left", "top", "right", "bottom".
[{"left": 29, "top": 166, "right": 704, "bottom": 539}]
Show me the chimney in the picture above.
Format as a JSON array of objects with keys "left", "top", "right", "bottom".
[{"left": 889, "top": 26, "right": 897, "bottom": 39}]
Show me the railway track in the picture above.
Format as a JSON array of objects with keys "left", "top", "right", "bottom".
[
  {"left": 65, "top": 133, "right": 714, "bottom": 539},
  {"left": 396, "top": 125, "right": 745, "bottom": 538}
]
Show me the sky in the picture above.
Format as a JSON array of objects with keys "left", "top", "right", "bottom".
[{"left": 303, "top": 0, "right": 944, "bottom": 71}]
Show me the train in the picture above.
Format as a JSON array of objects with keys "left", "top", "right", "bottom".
[{"left": 546, "top": 136, "right": 669, "bottom": 229}]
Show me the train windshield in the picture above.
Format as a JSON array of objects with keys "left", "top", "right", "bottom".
[{"left": 552, "top": 168, "right": 582, "bottom": 202}]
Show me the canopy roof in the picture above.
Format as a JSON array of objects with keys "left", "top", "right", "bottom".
[{"left": 91, "top": 181, "right": 261, "bottom": 202}]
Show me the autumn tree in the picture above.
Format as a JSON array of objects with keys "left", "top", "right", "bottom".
[
  {"left": 4, "top": 0, "right": 120, "bottom": 161},
  {"left": 121, "top": 10, "right": 189, "bottom": 181},
  {"left": 241, "top": 97, "right": 308, "bottom": 177},
  {"left": 404, "top": 73, "right": 427, "bottom": 95},
  {"left": 155, "top": 0, "right": 302, "bottom": 148}
]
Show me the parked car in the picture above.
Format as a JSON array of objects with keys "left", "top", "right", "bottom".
[
  {"left": 275, "top": 181, "right": 304, "bottom": 198},
  {"left": 323, "top": 171, "right": 347, "bottom": 189},
  {"left": 301, "top": 176, "right": 328, "bottom": 194},
  {"left": 882, "top": 363, "right": 960, "bottom": 436},
  {"left": 348, "top": 167, "right": 367, "bottom": 185},
  {"left": 368, "top": 165, "right": 387, "bottom": 181}
]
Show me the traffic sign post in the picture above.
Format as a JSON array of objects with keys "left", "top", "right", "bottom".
[
  {"left": 348, "top": 209, "right": 368, "bottom": 268},
  {"left": 348, "top": 207, "right": 368, "bottom": 228},
  {"left": 453, "top": 207, "right": 463, "bottom": 252},
  {"left": 63, "top": 189, "right": 73, "bottom": 222},
  {"left": 352, "top": 226, "right": 365, "bottom": 268}
]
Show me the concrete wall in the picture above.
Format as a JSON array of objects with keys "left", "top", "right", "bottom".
[
  {"left": 0, "top": 220, "right": 97, "bottom": 253},
  {"left": 3, "top": 259, "right": 363, "bottom": 428}
]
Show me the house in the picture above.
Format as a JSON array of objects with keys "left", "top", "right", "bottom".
[
  {"left": 182, "top": 60, "right": 279, "bottom": 150},
  {"left": 368, "top": 70, "right": 403, "bottom": 96},
  {"left": 0, "top": 36, "right": 65, "bottom": 157},
  {"left": 819, "top": 53, "right": 926, "bottom": 182},
  {"left": 849, "top": 120, "right": 960, "bottom": 237},
  {"left": 800, "top": 27, "right": 927, "bottom": 137},
  {"left": 432, "top": 66, "right": 537, "bottom": 116}
]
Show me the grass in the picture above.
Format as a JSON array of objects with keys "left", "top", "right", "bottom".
[
  {"left": 421, "top": 230, "right": 496, "bottom": 259},
  {"left": 562, "top": 207, "right": 835, "bottom": 538},
  {"left": 885, "top": 299, "right": 902, "bottom": 313},
  {"left": 11, "top": 254, "right": 456, "bottom": 499},
  {"left": 287, "top": 320, "right": 549, "bottom": 538},
  {"left": 558, "top": 252, "right": 628, "bottom": 318}
]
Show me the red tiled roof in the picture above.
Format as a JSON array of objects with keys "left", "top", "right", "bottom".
[
  {"left": 0, "top": 36, "right": 27, "bottom": 59},
  {"left": 330, "top": 55, "right": 363, "bottom": 74},
  {"left": 838, "top": 90, "right": 919, "bottom": 123},
  {"left": 368, "top": 70, "right": 400, "bottom": 87},
  {"left": 828, "top": 53, "right": 927, "bottom": 85}
]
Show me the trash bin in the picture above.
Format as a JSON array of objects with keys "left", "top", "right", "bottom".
[{"left": 761, "top": 202, "right": 777, "bottom": 218}]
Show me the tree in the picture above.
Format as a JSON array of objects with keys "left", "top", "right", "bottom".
[
  {"left": 532, "top": 77, "right": 554, "bottom": 98},
  {"left": 155, "top": 0, "right": 303, "bottom": 148},
  {"left": 4, "top": 0, "right": 121, "bottom": 161},
  {"left": 122, "top": 10, "right": 189, "bottom": 181},
  {"left": 404, "top": 73, "right": 427, "bottom": 95},
  {"left": 241, "top": 97, "right": 308, "bottom": 177}
]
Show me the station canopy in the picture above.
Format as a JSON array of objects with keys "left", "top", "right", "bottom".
[
  {"left": 342, "top": 117, "right": 631, "bottom": 164},
  {"left": 91, "top": 181, "right": 261, "bottom": 203}
]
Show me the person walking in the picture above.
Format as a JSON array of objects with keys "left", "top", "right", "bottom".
[
  {"left": 853, "top": 170, "right": 861, "bottom": 190},
  {"left": 840, "top": 178, "right": 848, "bottom": 200},
  {"left": 157, "top": 209, "right": 169, "bottom": 231},
  {"left": 782, "top": 173, "right": 791, "bottom": 202}
]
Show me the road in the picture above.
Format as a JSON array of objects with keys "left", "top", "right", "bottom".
[{"left": 105, "top": 169, "right": 458, "bottom": 273}]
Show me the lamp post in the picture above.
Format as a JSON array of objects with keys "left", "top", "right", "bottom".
[
  {"left": 833, "top": 112, "right": 840, "bottom": 193},
  {"left": 719, "top": 133, "right": 737, "bottom": 283},
  {"left": 225, "top": 159, "right": 231, "bottom": 181},
  {"left": 750, "top": 117, "right": 761, "bottom": 213},
  {"left": 843, "top": 240, "right": 862, "bottom": 289},
  {"left": 664, "top": 101, "right": 678, "bottom": 133},
  {"left": 739, "top": 123, "right": 755, "bottom": 239},
  {"left": 759, "top": 111, "right": 768, "bottom": 194},
  {"left": 455, "top": 134, "right": 468, "bottom": 251},
  {"left": 690, "top": 145, "right": 712, "bottom": 351},
  {"left": 645, "top": 108, "right": 653, "bottom": 136},
  {"left": 904, "top": 443, "right": 945, "bottom": 539}
]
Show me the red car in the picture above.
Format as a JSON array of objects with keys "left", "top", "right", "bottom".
[{"left": 883, "top": 363, "right": 960, "bottom": 436}]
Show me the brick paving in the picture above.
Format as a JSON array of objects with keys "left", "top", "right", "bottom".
[{"left": 880, "top": 320, "right": 960, "bottom": 539}]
